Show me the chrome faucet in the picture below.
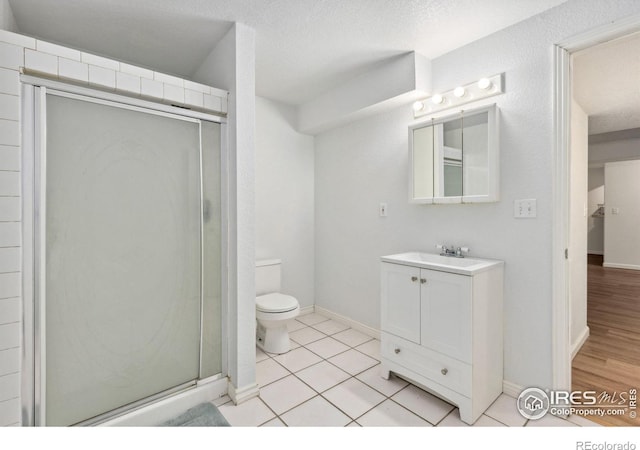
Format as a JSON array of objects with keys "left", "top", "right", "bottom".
[{"left": 436, "top": 244, "right": 470, "bottom": 258}]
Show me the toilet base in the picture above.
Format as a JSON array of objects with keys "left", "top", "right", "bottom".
[{"left": 256, "top": 321, "right": 291, "bottom": 354}]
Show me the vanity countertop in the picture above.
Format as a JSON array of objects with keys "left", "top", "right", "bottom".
[{"left": 381, "top": 252, "right": 503, "bottom": 276}]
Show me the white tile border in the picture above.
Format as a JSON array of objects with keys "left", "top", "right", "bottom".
[
  {"left": 141, "top": 78, "right": 163, "bottom": 98},
  {"left": 0, "top": 223, "right": 20, "bottom": 247},
  {"left": 0, "top": 298, "right": 20, "bottom": 325},
  {"left": 3, "top": 31, "right": 227, "bottom": 115},
  {"left": 81, "top": 52, "right": 119, "bottom": 71},
  {"left": 120, "top": 63, "right": 154, "bottom": 79},
  {"left": 0, "top": 119, "right": 19, "bottom": 147},
  {"left": 0, "top": 30, "right": 35, "bottom": 49},
  {"left": 88, "top": 65, "right": 116, "bottom": 88},
  {"left": 25, "top": 49, "right": 58, "bottom": 75},
  {"left": 0, "top": 347, "right": 20, "bottom": 377},
  {"left": 58, "top": 58, "right": 89, "bottom": 83},
  {"left": 184, "top": 80, "right": 211, "bottom": 94},
  {"left": 163, "top": 83, "right": 185, "bottom": 104},
  {"left": 0, "top": 42, "right": 24, "bottom": 71},
  {"left": 0, "top": 273, "right": 20, "bottom": 299},
  {"left": 154, "top": 72, "right": 184, "bottom": 87},
  {"left": 36, "top": 41, "right": 81, "bottom": 61},
  {"left": 116, "top": 72, "right": 141, "bottom": 94},
  {"left": 185, "top": 89, "right": 204, "bottom": 108},
  {"left": 0, "top": 397, "right": 20, "bottom": 425},
  {"left": 0, "top": 68, "right": 20, "bottom": 95},
  {"left": 0, "top": 145, "right": 19, "bottom": 171}
]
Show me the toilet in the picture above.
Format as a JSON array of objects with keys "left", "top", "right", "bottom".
[{"left": 255, "top": 259, "right": 300, "bottom": 354}]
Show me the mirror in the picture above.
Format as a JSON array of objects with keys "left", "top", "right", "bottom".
[{"left": 409, "top": 104, "right": 498, "bottom": 204}]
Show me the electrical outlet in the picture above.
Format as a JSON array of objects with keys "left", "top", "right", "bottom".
[
  {"left": 514, "top": 199, "right": 537, "bottom": 218},
  {"left": 379, "top": 203, "right": 388, "bottom": 217}
]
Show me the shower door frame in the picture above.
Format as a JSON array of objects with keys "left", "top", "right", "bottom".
[{"left": 20, "top": 76, "right": 229, "bottom": 426}]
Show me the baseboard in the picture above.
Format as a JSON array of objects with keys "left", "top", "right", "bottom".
[
  {"left": 502, "top": 380, "right": 523, "bottom": 399},
  {"left": 571, "top": 326, "right": 590, "bottom": 360},
  {"left": 227, "top": 381, "right": 259, "bottom": 405},
  {"left": 603, "top": 262, "right": 640, "bottom": 271},
  {"left": 298, "top": 305, "right": 315, "bottom": 316},
  {"left": 313, "top": 305, "right": 380, "bottom": 340}
]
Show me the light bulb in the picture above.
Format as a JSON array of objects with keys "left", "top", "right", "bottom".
[
  {"left": 412, "top": 101, "right": 424, "bottom": 112},
  {"left": 453, "top": 86, "right": 466, "bottom": 98},
  {"left": 478, "top": 78, "right": 492, "bottom": 90},
  {"left": 431, "top": 94, "right": 444, "bottom": 105}
]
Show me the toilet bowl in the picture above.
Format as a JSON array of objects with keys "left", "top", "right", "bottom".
[{"left": 255, "top": 260, "right": 300, "bottom": 354}]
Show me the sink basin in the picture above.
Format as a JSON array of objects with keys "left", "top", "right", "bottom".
[{"left": 381, "top": 252, "right": 503, "bottom": 275}]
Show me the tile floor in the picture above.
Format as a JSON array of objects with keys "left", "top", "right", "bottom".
[{"left": 216, "top": 312, "right": 600, "bottom": 427}]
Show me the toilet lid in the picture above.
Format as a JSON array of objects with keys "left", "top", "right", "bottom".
[{"left": 256, "top": 293, "right": 299, "bottom": 313}]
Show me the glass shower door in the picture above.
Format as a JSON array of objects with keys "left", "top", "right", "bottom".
[{"left": 42, "top": 92, "right": 203, "bottom": 426}]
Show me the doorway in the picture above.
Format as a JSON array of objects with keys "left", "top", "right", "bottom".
[{"left": 554, "top": 19, "right": 640, "bottom": 426}]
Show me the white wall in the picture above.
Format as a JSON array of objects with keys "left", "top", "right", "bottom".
[
  {"left": 604, "top": 160, "right": 640, "bottom": 270},
  {"left": 569, "top": 99, "right": 588, "bottom": 355},
  {"left": 314, "top": 0, "right": 640, "bottom": 390},
  {"left": 194, "top": 23, "right": 257, "bottom": 402},
  {"left": 587, "top": 168, "right": 604, "bottom": 255},
  {"left": 589, "top": 137, "right": 640, "bottom": 167},
  {"left": 587, "top": 137, "right": 640, "bottom": 255},
  {"left": 255, "top": 97, "right": 315, "bottom": 308}
]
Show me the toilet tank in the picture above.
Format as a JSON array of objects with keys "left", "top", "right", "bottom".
[{"left": 256, "top": 259, "right": 282, "bottom": 296}]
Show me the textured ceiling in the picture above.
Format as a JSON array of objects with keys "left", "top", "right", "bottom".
[
  {"left": 573, "top": 31, "right": 640, "bottom": 136},
  {"left": 9, "top": 0, "right": 568, "bottom": 105}
]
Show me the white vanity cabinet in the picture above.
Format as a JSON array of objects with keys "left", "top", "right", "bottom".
[{"left": 380, "top": 253, "right": 503, "bottom": 425}]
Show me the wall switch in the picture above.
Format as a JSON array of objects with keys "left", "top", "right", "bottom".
[
  {"left": 612, "top": 207, "right": 619, "bottom": 215},
  {"left": 379, "top": 202, "right": 388, "bottom": 217},
  {"left": 514, "top": 199, "right": 537, "bottom": 218}
]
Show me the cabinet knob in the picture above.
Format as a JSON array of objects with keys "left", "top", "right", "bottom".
[
  {"left": 394, "top": 348, "right": 401, "bottom": 354},
  {"left": 441, "top": 368, "right": 448, "bottom": 376},
  {"left": 411, "top": 276, "right": 418, "bottom": 282},
  {"left": 420, "top": 278, "right": 427, "bottom": 284}
]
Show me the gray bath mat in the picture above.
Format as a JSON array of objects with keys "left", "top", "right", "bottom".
[{"left": 161, "top": 402, "right": 230, "bottom": 427}]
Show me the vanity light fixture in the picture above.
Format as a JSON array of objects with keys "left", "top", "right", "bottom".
[
  {"left": 431, "top": 94, "right": 444, "bottom": 105},
  {"left": 477, "top": 78, "right": 493, "bottom": 90},
  {"left": 413, "top": 73, "right": 504, "bottom": 118}
]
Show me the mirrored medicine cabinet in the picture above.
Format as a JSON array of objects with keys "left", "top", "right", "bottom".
[{"left": 409, "top": 104, "right": 498, "bottom": 204}]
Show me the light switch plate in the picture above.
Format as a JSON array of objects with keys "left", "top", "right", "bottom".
[
  {"left": 514, "top": 199, "right": 537, "bottom": 218},
  {"left": 379, "top": 203, "right": 388, "bottom": 217}
]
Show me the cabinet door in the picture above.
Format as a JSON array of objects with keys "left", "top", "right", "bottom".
[
  {"left": 381, "top": 263, "right": 421, "bottom": 343},
  {"left": 420, "top": 269, "right": 472, "bottom": 363}
]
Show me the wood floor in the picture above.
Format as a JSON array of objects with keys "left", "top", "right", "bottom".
[{"left": 572, "top": 254, "right": 640, "bottom": 426}]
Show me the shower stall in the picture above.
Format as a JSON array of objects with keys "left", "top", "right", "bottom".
[{"left": 21, "top": 79, "right": 227, "bottom": 426}]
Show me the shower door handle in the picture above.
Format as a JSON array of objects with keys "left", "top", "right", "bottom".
[{"left": 203, "top": 199, "right": 211, "bottom": 222}]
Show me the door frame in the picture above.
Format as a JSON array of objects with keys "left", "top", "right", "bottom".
[
  {"left": 552, "top": 15, "right": 640, "bottom": 392},
  {"left": 20, "top": 75, "right": 229, "bottom": 426}
]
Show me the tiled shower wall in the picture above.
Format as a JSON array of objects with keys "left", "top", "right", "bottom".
[{"left": 0, "top": 29, "right": 228, "bottom": 426}]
